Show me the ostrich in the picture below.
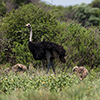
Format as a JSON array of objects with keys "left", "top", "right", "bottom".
[
  {"left": 73, "top": 66, "right": 88, "bottom": 80},
  {"left": 25, "top": 23, "right": 66, "bottom": 74},
  {"left": 11, "top": 64, "right": 27, "bottom": 73}
]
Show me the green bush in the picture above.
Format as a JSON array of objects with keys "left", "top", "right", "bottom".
[
  {"left": 72, "top": 4, "right": 100, "bottom": 26},
  {"left": 0, "top": 1, "right": 6, "bottom": 16},
  {"left": 55, "top": 22, "right": 100, "bottom": 68},
  {"left": 90, "top": 0, "right": 100, "bottom": 8}
]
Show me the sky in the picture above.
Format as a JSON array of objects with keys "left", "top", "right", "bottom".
[{"left": 41, "top": 0, "right": 92, "bottom": 6}]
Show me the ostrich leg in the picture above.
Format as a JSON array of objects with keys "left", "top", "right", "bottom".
[
  {"left": 47, "top": 60, "right": 56, "bottom": 74},
  {"left": 47, "top": 61, "right": 51, "bottom": 74},
  {"left": 51, "top": 62, "right": 56, "bottom": 74},
  {"left": 46, "top": 51, "right": 51, "bottom": 74},
  {"left": 46, "top": 50, "right": 56, "bottom": 74}
]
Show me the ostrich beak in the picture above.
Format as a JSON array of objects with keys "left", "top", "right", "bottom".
[
  {"left": 25, "top": 23, "right": 31, "bottom": 27},
  {"left": 25, "top": 24, "right": 28, "bottom": 27}
]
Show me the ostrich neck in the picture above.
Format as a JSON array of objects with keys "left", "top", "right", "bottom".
[{"left": 29, "top": 27, "right": 32, "bottom": 42}]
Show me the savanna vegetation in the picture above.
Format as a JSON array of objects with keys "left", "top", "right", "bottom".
[{"left": 0, "top": 0, "right": 100, "bottom": 100}]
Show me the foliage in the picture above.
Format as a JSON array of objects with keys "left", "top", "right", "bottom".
[
  {"left": 45, "top": 5, "right": 74, "bottom": 22},
  {"left": 0, "top": 1, "right": 6, "bottom": 16},
  {"left": 55, "top": 22, "right": 100, "bottom": 68},
  {"left": 53, "top": 5, "right": 73, "bottom": 21},
  {"left": 0, "top": 72, "right": 79, "bottom": 93},
  {"left": 90, "top": 0, "right": 100, "bottom": 8},
  {"left": 0, "top": 0, "right": 40, "bottom": 16},
  {"left": 72, "top": 4, "right": 100, "bottom": 26}
]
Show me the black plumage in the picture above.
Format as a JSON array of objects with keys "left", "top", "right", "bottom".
[{"left": 26, "top": 23, "right": 66, "bottom": 74}]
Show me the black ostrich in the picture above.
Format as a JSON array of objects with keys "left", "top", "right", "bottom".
[{"left": 26, "top": 23, "right": 66, "bottom": 74}]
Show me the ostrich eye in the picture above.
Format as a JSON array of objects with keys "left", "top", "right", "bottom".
[{"left": 73, "top": 69, "right": 75, "bottom": 72}]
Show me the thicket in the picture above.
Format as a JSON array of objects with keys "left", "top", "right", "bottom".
[
  {"left": 0, "top": 0, "right": 40, "bottom": 16},
  {"left": 51, "top": 4, "right": 100, "bottom": 27},
  {"left": 56, "top": 23, "right": 100, "bottom": 69},
  {"left": 37, "top": 1, "right": 100, "bottom": 27},
  {"left": 72, "top": 4, "right": 100, "bottom": 26},
  {"left": 90, "top": 0, "right": 100, "bottom": 8},
  {"left": 0, "top": 0, "right": 6, "bottom": 16}
]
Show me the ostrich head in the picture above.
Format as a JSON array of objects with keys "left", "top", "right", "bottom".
[
  {"left": 72, "top": 66, "right": 78, "bottom": 72},
  {"left": 25, "top": 23, "right": 31, "bottom": 28}
]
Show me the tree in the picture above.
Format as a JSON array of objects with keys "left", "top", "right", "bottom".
[
  {"left": 72, "top": 4, "right": 100, "bottom": 26},
  {"left": 90, "top": 0, "right": 100, "bottom": 8}
]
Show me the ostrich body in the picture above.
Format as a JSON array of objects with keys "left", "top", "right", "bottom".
[{"left": 26, "top": 23, "right": 66, "bottom": 74}]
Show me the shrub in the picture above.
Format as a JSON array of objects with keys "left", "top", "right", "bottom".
[
  {"left": 72, "top": 4, "right": 100, "bottom": 26},
  {"left": 55, "top": 22, "right": 100, "bottom": 69},
  {"left": 0, "top": 1, "right": 6, "bottom": 16},
  {"left": 90, "top": 0, "right": 100, "bottom": 8}
]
